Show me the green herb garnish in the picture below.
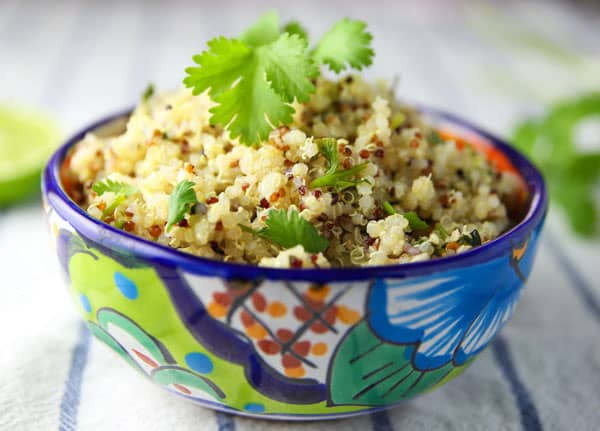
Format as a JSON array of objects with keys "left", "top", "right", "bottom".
[
  {"left": 184, "top": 12, "right": 374, "bottom": 145},
  {"left": 240, "top": 208, "right": 329, "bottom": 253},
  {"left": 403, "top": 211, "right": 428, "bottom": 231},
  {"left": 435, "top": 223, "right": 449, "bottom": 240},
  {"left": 309, "top": 138, "right": 368, "bottom": 190},
  {"left": 312, "top": 18, "right": 373, "bottom": 73},
  {"left": 429, "top": 130, "right": 445, "bottom": 145},
  {"left": 239, "top": 10, "right": 281, "bottom": 46},
  {"left": 92, "top": 178, "right": 137, "bottom": 219},
  {"left": 383, "top": 201, "right": 396, "bottom": 216},
  {"left": 381, "top": 201, "right": 428, "bottom": 230},
  {"left": 282, "top": 21, "right": 308, "bottom": 42},
  {"left": 93, "top": 179, "right": 137, "bottom": 197},
  {"left": 142, "top": 83, "right": 155, "bottom": 102},
  {"left": 512, "top": 93, "right": 600, "bottom": 236},
  {"left": 166, "top": 180, "right": 198, "bottom": 231},
  {"left": 102, "top": 194, "right": 125, "bottom": 219},
  {"left": 390, "top": 113, "right": 406, "bottom": 130}
]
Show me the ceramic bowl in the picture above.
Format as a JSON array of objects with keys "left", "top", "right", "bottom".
[{"left": 42, "top": 107, "right": 547, "bottom": 420}]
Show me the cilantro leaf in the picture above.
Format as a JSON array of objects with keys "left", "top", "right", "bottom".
[
  {"left": 241, "top": 11, "right": 280, "bottom": 47},
  {"left": 390, "top": 113, "right": 406, "bottom": 130},
  {"left": 261, "top": 33, "right": 318, "bottom": 103},
  {"left": 184, "top": 37, "right": 252, "bottom": 97},
  {"left": 435, "top": 223, "right": 449, "bottom": 240},
  {"left": 309, "top": 138, "right": 368, "bottom": 190},
  {"left": 428, "top": 130, "right": 445, "bottom": 145},
  {"left": 383, "top": 201, "right": 396, "bottom": 216},
  {"left": 166, "top": 180, "right": 198, "bottom": 231},
  {"left": 382, "top": 202, "right": 429, "bottom": 230},
  {"left": 102, "top": 194, "right": 126, "bottom": 219},
  {"left": 93, "top": 179, "right": 137, "bottom": 220},
  {"left": 141, "top": 83, "right": 154, "bottom": 102},
  {"left": 93, "top": 179, "right": 137, "bottom": 197},
  {"left": 312, "top": 18, "right": 374, "bottom": 73},
  {"left": 282, "top": 21, "right": 308, "bottom": 41},
  {"left": 512, "top": 93, "right": 600, "bottom": 236},
  {"left": 241, "top": 208, "right": 329, "bottom": 253},
  {"left": 555, "top": 184, "right": 597, "bottom": 236},
  {"left": 184, "top": 15, "right": 374, "bottom": 145},
  {"left": 512, "top": 120, "right": 541, "bottom": 156},
  {"left": 209, "top": 59, "right": 296, "bottom": 145},
  {"left": 184, "top": 33, "right": 317, "bottom": 145},
  {"left": 403, "top": 211, "right": 428, "bottom": 231}
]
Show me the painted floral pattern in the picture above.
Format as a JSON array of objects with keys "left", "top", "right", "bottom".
[
  {"left": 49, "top": 204, "right": 542, "bottom": 416},
  {"left": 88, "top": 308, "right": 225, "bottom": 403},
  {"left": 183, "top": 273, "right": 366, "bottom": 383},
  {"left": 368, "top": 234, "right": 538, "bottom": 370}
]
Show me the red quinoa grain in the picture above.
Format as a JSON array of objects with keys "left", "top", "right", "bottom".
[
  {"left": 148, "top": 225, "right": 162, "bottom": 238},
  {"left": 289, "top": 256, "right": 303, "bottom": 268},
  {"left": 178, "top": 219, "right": 189, "bottom": 228}
]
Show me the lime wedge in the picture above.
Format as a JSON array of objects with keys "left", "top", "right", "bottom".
[{"left": 0, "top": 106, "right": 61, "bottom": 206}]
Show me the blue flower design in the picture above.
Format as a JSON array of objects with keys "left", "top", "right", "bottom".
[{"left": 368, "top": 233, "right": 538, "bottom": 370}]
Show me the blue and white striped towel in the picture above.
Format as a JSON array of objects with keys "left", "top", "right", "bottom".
[{"left": 1, "top": 1, "right": 599, "bottom": 430}]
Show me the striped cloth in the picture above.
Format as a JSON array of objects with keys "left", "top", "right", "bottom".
[{"left": 1, "top": 1, "right": 599, "bottom": 430}]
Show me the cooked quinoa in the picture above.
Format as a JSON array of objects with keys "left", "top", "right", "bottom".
[{"left": 64, "top": 76, "right": 522, "bottom": 268}]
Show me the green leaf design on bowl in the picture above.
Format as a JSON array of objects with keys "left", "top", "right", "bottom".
[
  {"left": 87, "top": 322, "right": 141, "bottom": 371},
  {"left": 328, "top": 321, "right": 467, "bottom": 406},
  {"left": 98, "top": 308, "right": 172, "bottom": 368},
  {"left": 152, "top": 366, "right": 226, "bottom": 401}
]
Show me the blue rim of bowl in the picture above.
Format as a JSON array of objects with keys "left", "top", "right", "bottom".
[{"left": 43, "top": 107, "right": 548, "bottom": 282}]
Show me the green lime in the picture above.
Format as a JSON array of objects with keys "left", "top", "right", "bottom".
[{"left": 0, "top": 106, "right": 61, "bottom": 206}]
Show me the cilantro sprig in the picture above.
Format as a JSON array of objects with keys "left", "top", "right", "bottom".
[
  {"left": 428, "top": 130, "right": 445, "bottom": 145},
  {"left": 435, "top": 223, "right": 449, "bottom": 240},
  {"left": 309, "top": 138, "right": 368, "bottom": 190},
  {"left": 382, "top": 201, "right": 429, "bottom": 230},
  {"left": 282, "top": 21, "right": 308, "bottom": 42},
  {"left": 240, "top": 208, "right": 329, "bottom": 253},
  {"left": 141, "top": 83, "right": 155, "bottom": 102},
  {"left": 513, "top": 93, "right": 600, "bottom": 236},
  {"left": 92, "top": 179, "right": 137, "bottom": 197},
  {"left": 184, "top": 12, "right": 374, "bottom": 145},
  {"left": 166, "top": 180, "right": 198, "bottom": 231},
  {"left": 92, "top": 179, "right": 138, "bottom": 219},
  {"left": 382, "top": 201, "right": 396, "bottom": 216},
  {"left": 312, "top": 18, "right": 373, "bottom": 73},
  {"left": 101, "top": 195, "right": 126, "bottom": 219},
  {"left": 404, "top": 212, "right": 429, "bottom": 231}
]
